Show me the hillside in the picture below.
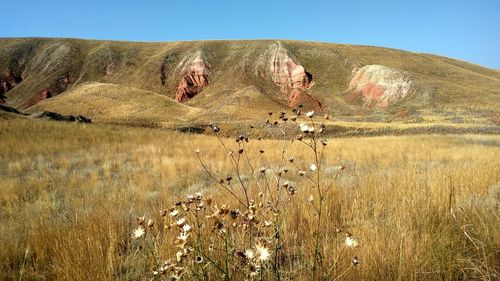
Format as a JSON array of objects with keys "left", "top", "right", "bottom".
[{"left": 1, "top": 38, "right": 499, "bottom": 127}]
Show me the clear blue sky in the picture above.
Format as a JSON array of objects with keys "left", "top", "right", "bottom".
[{"left": 1, "top": 0, "right": 499, "bottom": 69}]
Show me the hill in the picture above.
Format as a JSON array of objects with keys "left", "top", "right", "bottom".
[{"left": 1, "top": 38, "right": 499, "bottom": 128}]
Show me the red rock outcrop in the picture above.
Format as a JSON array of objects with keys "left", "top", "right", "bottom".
[
  {"left": 0, "top": 71, "right": 23, "bottom": 103},
  {"left": 348, "top": 65, "right": 413, "bottom": 108},
  {"left": 174, "top": 54, "right": 210, "bottom": 102},
  {"left": 269, "top": 43, "right": 321, "bottom": 109},
  {"left": 22, "top": 89, "right": 52, "bottom": 109}
]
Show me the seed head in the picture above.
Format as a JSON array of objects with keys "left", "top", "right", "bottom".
[
  {"left": 132, "top": 227, "right": 145, "bottom": 239},
  {"left": 255, "top": 244, "right": 271, "bottom": 262},
  {"left": 345, "top": 236, "right": 360, "bottom": 248},
  {"left": 309, "top": 164, "right": 318, "bottom": 171}
]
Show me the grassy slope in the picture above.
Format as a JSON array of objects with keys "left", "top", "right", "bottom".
[
  {"left": 26, "top": 82, "right": 200, "bottom": 124},
  {"left": 0, "top": 38, "right": 499, "bottom": 126}
]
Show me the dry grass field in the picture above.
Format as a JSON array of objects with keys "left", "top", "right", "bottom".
[{"left": 1, "top": 117, "right": 499, "bottom": 280}]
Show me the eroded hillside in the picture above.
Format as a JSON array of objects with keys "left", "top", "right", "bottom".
[{"left": 0, "top": 38, "right": 499, "bottom": 126}]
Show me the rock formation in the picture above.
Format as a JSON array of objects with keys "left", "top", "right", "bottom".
[
  {"left": 348, "top": 65, "right": 413, "bottom": 108},
  {"left": 174, "top": 54, "right": 210, "bottom": 102},
  {"left": 269, "top": 43, "right": 321, "bottom": 109},
  {"left": 0, "top": 71, "right": 23, "bottom": 103}
]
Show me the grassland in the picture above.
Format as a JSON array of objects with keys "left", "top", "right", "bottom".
[{"left": 1, "top": 117, "right": 499, "bottom": 280}]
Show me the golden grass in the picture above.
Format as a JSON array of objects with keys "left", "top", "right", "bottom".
[
  {"left": 0, "top": 118, "right": 499, "bottom": 280},
  {"left": 26, "top": 82, "right": 201, "bottom": 123}
]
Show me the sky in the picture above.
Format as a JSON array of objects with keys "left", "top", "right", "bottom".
[{"left": 1, "top": 0, "right": 499, "bottom": 69}]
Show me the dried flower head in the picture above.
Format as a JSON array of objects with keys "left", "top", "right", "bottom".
[
  {"left": 255, "top": 245, "right": 271, "bottom": 262},
  {"left": 309, "top": 164, "right": 318, "bottom": 171},
  {"left": 306, "top": 111, "right": 315, "bottom": 118},
  {"left": 245, "top": 249, "right": 255, "bottom": 259},
  {"left": 132, "top": 226, "right": 145, "bottom": 239},
  {"left": 182, "top": 224, "right": 192, "bottom": 233},
  {"left": 147, "top": 219, "right": 154, "bottom": 228},
  {"left": 169, "top": 209, "right": 179, "bottom": 217},
  {"left": 194, "top": 148, "right": 200, "bottom": 154},
  {"left": 345, "top": 236, "right": 360, "bottom": 248},
  {"left": 136, "top": 216, "right": 145, "bottom": 225},
  {"left": 176, "top": 217, "right": 186, "bottom": 227},
  {"left": 352, "top": 256, "right": 361, "bottom": 266}
]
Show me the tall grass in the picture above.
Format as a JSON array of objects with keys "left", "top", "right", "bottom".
[{"left": 0, "top": 118, "right": 499, "bottom": 280}]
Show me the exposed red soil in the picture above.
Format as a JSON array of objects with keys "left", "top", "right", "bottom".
[
  {"left": 22, "top": 89, "right": 52, "bottom": 109},
  {"left": 269, "top": 44, "right": 321, "bottom": 109},
  {"left": 175, "top": 55, "right": 210, "bottom": 102}
]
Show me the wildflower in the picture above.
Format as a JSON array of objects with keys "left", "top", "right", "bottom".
[
  {"left": 147, "top": 219, "right": 154, "bottom": 228},
  {"left": 255, "top": 245, "right": 271, "bottom": 262},
  {"left": 299, "top": 123, "right": 310, "bottom": 133},
  {"left": 282, "top": 181, "right": 289, "bottom": 188},
  {"left": 182, "top": 224, "right": 192, "bottom": 232},
  {"left": 177, "top": 232, "right": 189, "bottom": 242},
  {"left": 321, "top": 139, "right": 329, "bottom": 146},
  {"left": 169, "top": 209, "right": 179, "bottom": 217},
  {"left": 307, "top": 194, "right": 314, "bottom": 202},
  {"left": 263, "top": 220, "right": 272, "bottom": 227},
  {"left": 194, "top": 148, "right": 200, "bottom": 154},
  {"left": 297, "top": 134, "right": 303, "bottom": 141},
  {"left": 288, "top": 156, "right": 294, "bottom": 163},
  {"left": 194, "top": 192, "right": 203, "bottom": 200},
  {"left": 212, "top": 126, "right": 220, "bottom": 133},
  {"left": 258, "top": 192, "right": 263, "bottom": 197},
  {"left": 159, "top": 209, "right": 167, "bottom": 217},
  {"left": 136, "top": 215, "right": 145, "bottom": 225},
  {"left": 306, "top": 111, "right": 314, "bottom": 118},
  {"left": 291, "top": 115, "right": 297, "bottom": 121},
  {"left": 195, "top": 256, "right": 203, "bottom": 263},
  {"left": 259, "top": 167, "right": 266, "bottom": 173},
  {"left": 249, "top": 263, "right": 259, "bottom": 276},
  {"left": 176, "top": 217, "right": 186, "bottom": 227},
  {"left": 352, "top": 256, "right": 361, "bottom": 266},
  {"left": 176, "top": 251, "right": 184, "bottom": 262},
  {"left": 309, "top": 164, "right": 317, "bottom": 171},
  {"left": 238, "top": 148, "right": 244, "bottom": 154},
  {"left": 245, "top": 249, "right": 255, "bottom": 259},
  {"left": 345, "top": 236, "right": 359, "bottom": 248},
  {"left": 299, "top": 170, "right": 306, "bottom": 176},
  {"left": 132, "top": 226, "right": 145, "bottom": 239}
]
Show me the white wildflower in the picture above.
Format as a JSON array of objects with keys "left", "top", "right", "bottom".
[
  {"left": 345, "top": 236, "right": 359, "bottom": 248},
  {"left": 132, "top": 226, "right": 145, "bottom": 239},
  {"left": 309, "top": 164, "right": 317, "bottom": 171},
  {"left": 255, "top": 245, "right": 271, "bottom": 262}
]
